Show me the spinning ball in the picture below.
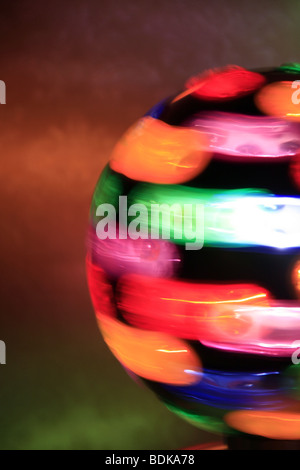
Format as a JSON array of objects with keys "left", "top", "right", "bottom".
[{"left": 87, "top": 64, "right": 300, "bottom": 444}]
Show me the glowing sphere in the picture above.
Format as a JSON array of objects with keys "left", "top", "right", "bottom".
[{"left": 87, "top": 65, "right": 300, "bottom": 445}]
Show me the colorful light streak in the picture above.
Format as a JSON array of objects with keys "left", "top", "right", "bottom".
[
  {"left": 165, "top": 403, "right": 231, "bottom": 435},
  {"left": 117, "top": 274, "right": 270, "bottom": 340},
  {"left": 118, "top": 275, "right": 300, "bottom": 356},
  {"left": 110, "top": 117, "right": 211, "bottom": 184},
  {"left": 159, "top": 369, "right": 285, "bottom": 410},
  {"left": 86, "top": 257, "right": 115, "bottom": 316},
  {"left": 144, "top": 98, "right": 169, "bottom": 119},
  {"left": 278, "top": 63, "right": 300, "bottom": 74},
  {"left": 87, "top": 226, "right": 181, "bottom": 279},
  {"left": 172, "top": 66, "right": 265, "bottom": 103},
  {"left": 289, "top": 152, "right": 300, "bottom": 191},
  {"left": 292, "top": 259, "right": 300, "bottom": 299},
  {"left": 90, "top": 164, "right": 123, "bottom": 225},
  {"left": 225, "top": 410, "right": 300, "bottom": 440},
  {"left": 201, "top": 303, "right": 300, "bottom": 356},
  {"left": 130, "top": 184, "right": 300, "bottom": 248},
  {"left": 255, "top": 81, "right": 300, "bottom": 122},
  {"left": 96, "top": 313, "right": 202, "bottom": 385},
  {"left": 186, "top": 112, "right": 300, "bottom": 158}
]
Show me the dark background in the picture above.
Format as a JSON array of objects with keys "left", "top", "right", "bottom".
[{"left": 0, "top": 0, "right": 299, "bottom": 450}]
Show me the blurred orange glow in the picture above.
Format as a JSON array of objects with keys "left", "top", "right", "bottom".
[
  {"left": 110, "top": 117, "right": 211, "bottom": 184},
  {"left": 255, "top": 81, "right": 300, "bottom": 121},
  {"left": 292, "top": 259, "right": 300, "bottom": 299},
  {"left": 225, "top": 410, "right": 300, "bottom": 440},
  {"left": 97, "top": 313, "right": 202, "bottom": 385}
]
